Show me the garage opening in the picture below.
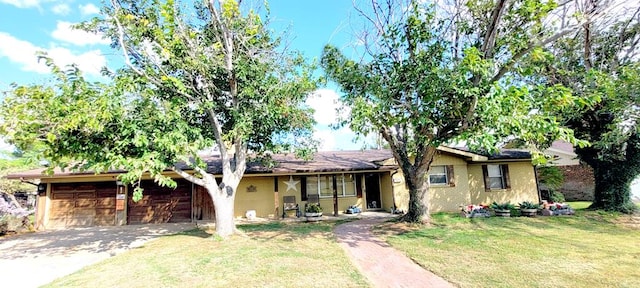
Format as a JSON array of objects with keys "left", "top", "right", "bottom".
[
  {"left": 127, "top": 179, "right": 192, "bottom": 224},
  {"left": 50, "top": 182, "right": 117, "bottom": 228}
]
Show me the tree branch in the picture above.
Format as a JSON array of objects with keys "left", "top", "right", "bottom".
[
  {"left": 171, "top": 166, "right": 205, "bottom": 187},
  {"left": 109, "top": 0, "right": 197, "bottom": 103},
  {"left": 491, "top": 1, "right": 620, "bottom": 83},
  {"left": 481, "top": 0, "right": 508, "bottom": 59}
]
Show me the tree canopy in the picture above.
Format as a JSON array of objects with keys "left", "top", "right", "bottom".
[
  {"left": 322, "top": 0, "right": 597, "bottom": 223},
  {"left": 546, "top": 0, "right": 640, "bottom": 212},
  {"left": 0, "top": 0, "right": 319, "bottom": 236}
]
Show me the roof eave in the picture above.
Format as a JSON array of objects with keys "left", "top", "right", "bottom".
[{"left": 437, "top": 146, "right": 489, "bottom": 161}]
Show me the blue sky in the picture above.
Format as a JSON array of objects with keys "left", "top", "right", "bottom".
[{"left": 0, "top": 0, "right": 374, "bottom": 151}]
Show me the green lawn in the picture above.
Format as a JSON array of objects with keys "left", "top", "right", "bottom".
[
  {"left": 382, "top": 204, "right": 640, "bottom": 288},
  {"left": 45, "top": 204, "right": 640, "bottom": 288},
  {"left": 45, "top": 221, "right": 368, "bottom": 288}
]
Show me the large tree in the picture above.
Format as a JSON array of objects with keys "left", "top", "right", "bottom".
[
  {"left": 321, "top": 0, "right": 601, "bottom": 223},
  {"left": 0, "top": 0, "right": 318, "bottom": 236},
  {"left": 547, "top": 1, "right": 640, "bottom": 213}
]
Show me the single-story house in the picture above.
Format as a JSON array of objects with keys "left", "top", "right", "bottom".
[{"left": 7, "top": 147, "right": 540, "bottom": 229}]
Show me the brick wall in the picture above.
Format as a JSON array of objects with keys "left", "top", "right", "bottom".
[{"left": 558, "top": 164, "right": 594, "bottom": 201}]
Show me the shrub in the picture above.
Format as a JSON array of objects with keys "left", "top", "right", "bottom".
[
  {"left": 0, "top": 193, "right": 32, "bottom": 235},
  {"left": 305, "top": 203, "right": 322, "bottom": 213},
  {"left": 519, "top": 201, "right": 541, "bottom": 209},
  {"left": 490, "top": 201, "right": 515, "bottom": 210},
  {"left": 549, "top": 189, "right": 566, "bottom": 203}
]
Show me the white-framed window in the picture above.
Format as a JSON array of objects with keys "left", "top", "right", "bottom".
[
  {"left": 428, "top": 166, "right": 448, "bottom": 185},
  {"left": 342, "top": 174, "right": 357, "bottom": 196},
  {"left": 307, "top": 176, "right": 319, "bottom": 195},
  {"left": 427, "top": 165, "right": 455, "bottom": 186},
  {"left": 319, "top": 175, "right": 333, "bottom": 197},
  {"left": 306, "top": 173, "right": 358, "bottom": 198},
  {"left": 483, "top": 164, "right": 510, "bottom": 190}
]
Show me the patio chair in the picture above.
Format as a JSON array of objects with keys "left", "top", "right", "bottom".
[{"left": 282, "top": 195, "right": 300, "bottom": 218}]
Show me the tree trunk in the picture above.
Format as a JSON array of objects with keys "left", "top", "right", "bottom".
[
  {"left": 397, "top": 146, "right": 437, "bottom": 224},
  {"left": 590, "top": 163, "right": 637, "bottom": 213},
  {"left": 400, "top": 171, "right": 431, "bottom": 223},
  {"left": 576, "top": 133, "right": 640, "bottom": 214},
  {"left": 205, "top": 183, "right": 237, "bottom": 237}
]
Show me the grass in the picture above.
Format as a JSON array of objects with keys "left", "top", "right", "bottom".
[
  {"left": 380, "top": 203, "right": 640, "bottom": 288},
  {"left": 45, "top": 221, "right": 368, "bottom": 288},
  {"left": 43, "top": 203, "right": 640, "bottom": 288}
]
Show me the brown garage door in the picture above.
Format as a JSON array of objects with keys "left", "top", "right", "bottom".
[
  {"left": 50, "top": 182, "right": 117, "bottom": 228},
  {"left": 127, "top": 179, "right": 192, "bottom": 224}
]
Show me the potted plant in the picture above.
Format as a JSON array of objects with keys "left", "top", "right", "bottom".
[
  {"left": 519, "top": 201, "right": 540, "bottom": 217},
  {"left": 305, "top": 203, "right": 323, "bottom": 222},
  {"left": 461, "top": 204, "right": 491, "bottom": 218},
  {"left": 490, "top": 201, "right": 515, "bottom": 217}
]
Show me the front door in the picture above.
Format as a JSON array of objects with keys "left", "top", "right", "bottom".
[{"left": 365, "top": 173, "right": 381, "bottom": 209}]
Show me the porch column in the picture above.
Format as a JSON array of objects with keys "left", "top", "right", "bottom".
[
  {"left": 273, "top": 176, "right": 279, "bottom": 219},
  {"left": 332, "top": 175, "right": 338, "bottom": 216}
]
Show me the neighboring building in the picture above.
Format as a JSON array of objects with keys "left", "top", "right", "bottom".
[
  {"left": 544, "top": 141, "right": 595, "bottom": 201},
  {"left": 6, "top": 148, "right": 539, "bottom": 229}
]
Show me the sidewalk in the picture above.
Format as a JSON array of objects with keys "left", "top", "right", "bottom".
[{"left": 335, "top": 217, "right": 454, "bottom": 288}]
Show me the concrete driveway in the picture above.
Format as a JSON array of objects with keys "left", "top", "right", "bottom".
[{"left": 0, "top": 223, "right": 195, "bottom": 287}]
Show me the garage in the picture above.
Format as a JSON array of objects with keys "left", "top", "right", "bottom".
[
  {"left": 127, "top": 179, "right": 192, "bottom": 224},
  {"left": 49, "top": 182, "right": 117, "bottom": 228}
]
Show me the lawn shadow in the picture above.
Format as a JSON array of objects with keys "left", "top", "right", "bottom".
[
  {"left": 0, "top": 223, "right": 195, "bottom": 260},
  {"left": 237, "top": 219, "right": 351, "bottom": 243}
]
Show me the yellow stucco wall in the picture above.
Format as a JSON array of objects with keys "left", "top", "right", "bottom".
[
  {"left": 392, "top": 173, "right": 409, "bottom": 212},
  {"left": 234, "top": 176, "right": 277, "bottom": 218},
  {"left": 468, "top": 162, "right": 539, "bottom": 205},
  {"left": 390, "top": 153, "right": 538, "bottom": 213},
  {"left": 379, "top": 172, "right": 394, "bottom": 212},
  {"left": 392, "top": 153, "right": 472, "bottom": 212},
  {"left": 429, "top": 155, "right": 471, "bottom": 212}
]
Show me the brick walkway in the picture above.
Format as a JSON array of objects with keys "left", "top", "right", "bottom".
[{"left": 335, "top": 217, "right": 454, "bottom": 288}]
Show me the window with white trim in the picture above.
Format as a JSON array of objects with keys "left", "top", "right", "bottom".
[
  {"left": 482, "top": 164, "right": 511, "bottom": 190},
  {"left": 305, "top": 173, "right": 358, "bottom": 198},
  {"left": 428, "top": 166, "right": 448, "bottom": 185},
  {"left": 342, "top": 174, "right": 357, "bottom": 196},
  {"left": 427, "top": 165, "right": 455, "bottom": 187}
]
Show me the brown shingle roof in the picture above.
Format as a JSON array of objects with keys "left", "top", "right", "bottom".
[{"left": 6, "top": 150, "right": 396, "bottom": 179}]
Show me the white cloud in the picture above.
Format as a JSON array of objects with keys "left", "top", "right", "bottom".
[
  {"left": 313, "top": 127, "right": 367, "bottom": 151},
  {"left": 314, "top": 129, "right": 337, "bottom": 151},
  {"left": 0, "top": 0, "right": 47, "bottom": 8},
  {"left": 51, "top": 21, "right": 109, "bottom": 46},
  {"left": 0, "top": 32, "right": 106, "bottom": 76},
  {"left": 79, "top": 3, "right": 99, "bottom": 16},
  {"left": 306, "top": 89, "right": 348, "bottom": 126},
  {"left": 51, "top": 3, "right": 70, "bottom": 15}
]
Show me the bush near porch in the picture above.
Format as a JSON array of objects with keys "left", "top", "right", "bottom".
[{"left": 380, "top": 202, "right": 640, "bottom": 288}]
